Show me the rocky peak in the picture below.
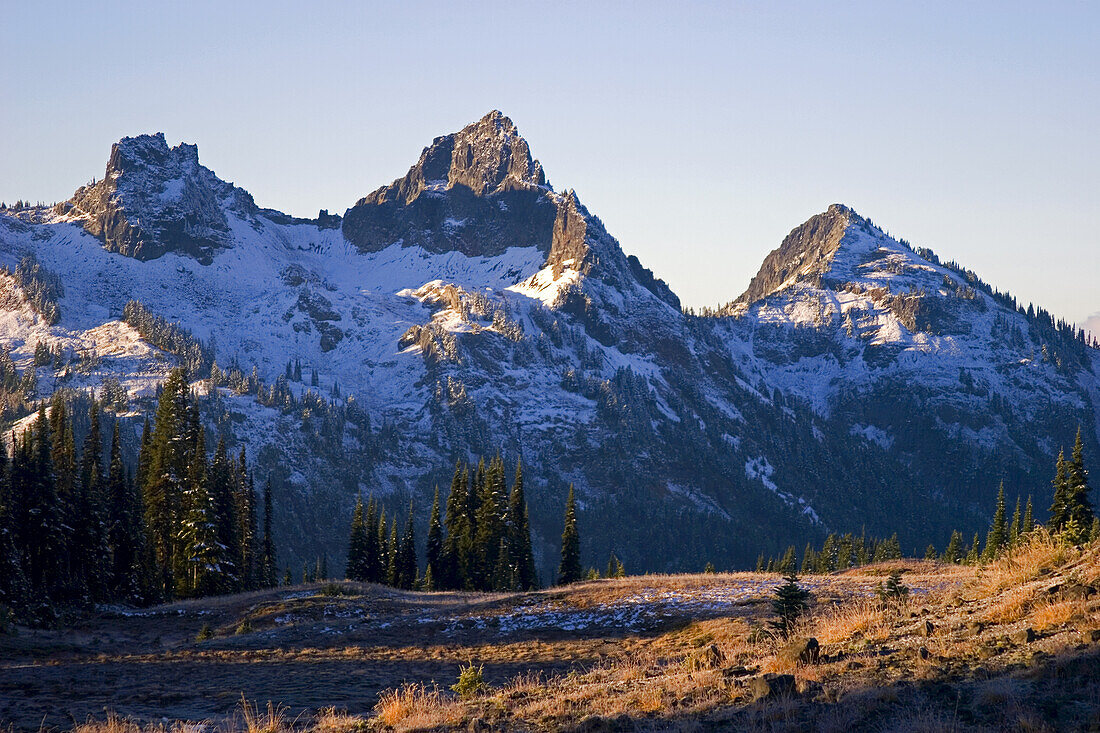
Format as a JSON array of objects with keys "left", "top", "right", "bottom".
[
  {"left": 63, "top": 133, "right": 256, "bottom": 263},
  {"left": 342, "top": 112, "right": 556, "bottom": 257},
  {"left": 734, "top": 204, "right": 857, "bottom": 306}
]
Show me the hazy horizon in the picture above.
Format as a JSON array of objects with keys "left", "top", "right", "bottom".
[{"left": 3, "top": 1, "right": 1097, "bottom": 327}]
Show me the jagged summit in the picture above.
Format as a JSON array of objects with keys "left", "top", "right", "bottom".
[
  {"left": 341, "top": 111, "right": 558, "bottom": 258},
  {"left": 61, "top": 132, "right": 256, "bottom": 263},
  {"left": 734, "top": 204, "right": 860, "bottom": 306}
]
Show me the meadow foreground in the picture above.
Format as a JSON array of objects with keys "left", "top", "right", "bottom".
[{"left": 4, "top": 534, "right": 1100, "bottom": 732}]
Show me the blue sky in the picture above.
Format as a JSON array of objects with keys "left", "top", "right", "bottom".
[{"left": 2, "top": 1, "right": 1097, "bottom": 327}]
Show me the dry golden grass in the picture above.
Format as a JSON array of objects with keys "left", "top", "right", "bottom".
[
  {"left": 72, "top": 714, "right": 169, "bottom": 733},
  {"left": 373, "top": 683, "right": 463, "bottom": 731},
  {"left": 309, "top": 708, "right": 367, "bottom": 733},
  {"left": 1030, "top": 598, "right": 1088, "bottom": 630},
  {"left": 974, "top": 529, "right": 1073, "bottom": 596},
  {"left": 980, "top": 583, "right": 1038, "bottom": 624},
  {"left": 810, "top": 598, "right": 891, "bottom": 645}
]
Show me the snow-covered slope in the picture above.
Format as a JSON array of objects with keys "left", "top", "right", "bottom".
[{"left": 0, "top": 119, "right": 1097, "bottom": 575}]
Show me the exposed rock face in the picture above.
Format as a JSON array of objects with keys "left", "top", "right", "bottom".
[
  {"left": 733, "top": 204, "right": 852, "bottom": 307},
  {"left": 63, "top": 133, "right": 257, "bottom": 263},
  {"left": 342, "top": 111, "right": 557, "bottom": 257}
]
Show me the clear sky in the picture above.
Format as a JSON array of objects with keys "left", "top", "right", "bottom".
[{"left": 2, "top": 1, "right": 1097, "bottom": 327}]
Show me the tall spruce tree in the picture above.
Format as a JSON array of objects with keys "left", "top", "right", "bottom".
[
  {"left": 208, "top": 438, "right": 238, "bottom": 590},
  {"left": 1065, "top": 428, "right": 1094, "bottom": 531},
  {"left": 442, "top": 463, "right": 470, "bottom": 590},
  {"left": 261, "top": 480, "right": 276, "bottom": 587},
  {"left": 1049, "top": 448, "right": 1070, "bottom": 531},
  {"left": 474, "top": 456, "right": 507, "bottom": 588},
  {"left": 507, "top": 460, "right": 537, "bottom": 590},
  {"left": 363, "top": 497, "right": 380, "bottom": 583},
  {"left": 346, "top": 494, "right": 368, "bottom": 581},
  {"left": 1022, "top": 495, "right": 1035, "bottom": 534},
  {"left": 144, "top": 368, "right": 190, "bottom": 596},
  {"left": 424, "top": 488, "right": 443, "bottom": 590},
  {"left": 557, "top": 484, "right": 581, "bottom": 585},
  {"left": 396, "top": 502, "right": 417, "bottom": 590},
  {"left": 984, "top": 482, "right": 1008, "bottom": 560},
  {"left": 1008, "top": 495, "right": 1022, "bottom": 547}
]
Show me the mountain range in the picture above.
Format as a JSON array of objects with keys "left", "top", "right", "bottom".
[{"left": 1, "top": 111, "right": 1097, "bottom": 577}]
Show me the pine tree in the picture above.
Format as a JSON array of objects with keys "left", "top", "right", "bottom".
[
  {"left": 207, "top": 438, "right": 238, "bottom": 590},
  {"left": 1049, "top": 448, "right": 1070, "bottom": 531},
  {"left": 984, "top": 482, "right": 1007, "bottom": 561},
  {"left": 235, "top": 448, "right": 256, "bottom": 590},
  {"left": 493, "top": 537, "right": 514, "bottom": 591},
  {"left": 557, "top": 484, "right": 581, "bottom": 585},
  {"left": 924, "top": 544, "right": 937, "bottom": 560},
  {"left": 1065, "top": 428, "right": 1094, "bottom": 530},
  {"left": 106, "top": 424, "right": 138, "bottom": 599},
  {"left": 942, "top": 530, "right": 963, "bottom": 564},
  {"left": 965, "top": 532, "right": 981, "bottom": 564},
  {"left": 1022, "top": 495, "right": 1034, "bottom": 535},
  {"left": 176, "top": 444, "right": 222, "bottom": 598},
  {"left": 474, "top": 457, "right": 505, "bottom": 587},
  {"left": 424, "top": 488, "right": 443, "bottom": 590},
  {"left": 144, "top": 368, "right": 190, "bottom": 596},
  {"left": 442, "top": 463, "right": 470, "bottom": 590},
  {"left": 503, "top": 460, "right": 537, "bottom": 591},
  {"left": 261, "top": 480, "right": 276, "bottom": 587},
  {"left": 396, "top": 503, "right": 417, "bottom": 590},
  {"left": 385, "top": 522, "right": 398, "bottom": 586},
  {"left": 364, "top": 497, "right": 380, "bottom": 583},
  {"left": 778, "top": 545, "right": 797, "bottom": 574},
  {"left": 346, "top": 494, "right": 368, "bottom": 581},
  {"left": 1008, "top": 495, "right": 1022, "bottom": 547},
  {"left": 770, "top": 572, "right": 810, "bottom": 637}
]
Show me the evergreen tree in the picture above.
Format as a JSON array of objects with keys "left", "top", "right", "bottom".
[
  {"left": 1049, "top": 448, "right": 1070, "bottom": 531},
  {"left": 1008, "top": 495, "right": 1022, "bottom": 547},
  {"left": 235, "top": 448, "right": 256, "bottom": 590},
  {"left": 1022, "top": 495, "right": 1035, "bottom": 534},
  {"left": 396, "top": 502, "right": 417, "bottom": 590},
  {"left": 144, "top": 368, "right": 190, "bottom": 596},
  {"left": 1064, "top": 428, "right": 1094, "bottom": 530},
  {"left": 207, "top": 438, "right": 238, "bottom": 590},
  {"left": 984, "top": 482, "right": 1007, "bottom": 561},
  {"left": 493, "top": 537, "right": 514, "bottom": 591},
  {"left": 442, "top": 463, "right": 470, "bottom": 590},
  {"left": 778, "top": 545, "right": 797, "bottom": 574},
  {"left": 363, "top": 497, "right": 380, "bottom": 583},
  {"left": 557, "top": 484, "right": 581, "bottom": 585},
  {"left": 78, "top": 403, "right": 110, "bottom": 601},
  {"left": 176, "top": 443, "right": 222, "bottom": 598},
  {"left": 770, "top": 572, "right": 810, "bottom": 637},
  {"left": 261, "top": 480, "right": 276, "bottom": 587},
  {"left": 474, "top": 456, "right": 507, "bottom": 588},
  {"left": 424, "top": 488, "right": 443, "bottom": 590},
  {"left": 965, "top": 532, "right": 981, "bottom": 564},
  {"left": 385, "top": 522, "right": 398, "bottom": 586},
  {"left": 106, "top": 424, "right": 141, "bottom": 600},
  {"left": 346, "top": 494, "right": 368, "bottom": 581},
  {"left": 924, "top": 544, "right": 937, "bottom": 560},
  {"left": 506, "top": 460, "right": 537, "bottom": 590},
  {"left": 942, "top": 530, "right": 963, "bottom": 564}
]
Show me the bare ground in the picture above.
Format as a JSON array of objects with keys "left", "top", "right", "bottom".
[{"left": 3, "top": 534, "right": 1100, "bottom": 731}]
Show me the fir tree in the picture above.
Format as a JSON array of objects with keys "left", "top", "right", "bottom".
[
  {"left": 770, "top": 572, "right": 810, "bottom": 637},
  {"left": 385, "top": 522, "right": 398, "bottom": 586},
  {"left": 424, "top": 488, "right": 443, "bottom": 590},
  {"left": 144, "top": 368, "right": 190, "bottom": 596},
  {"left": 557, "top": 484, "right": 581, "bottom": 585},
  {"left": 261, "top": 480, "right": 276, "bottom": 587},
  {"left": 235, "top": 448, "right": 256, "bottom": 590},
  {"left": 176, "top": 445, "right": 222, "bottom": 598},
  {"left": 346, "top": 494, "right": 368, "bottom": 581},
  {"left": 363, "top": 497, "right": 380, "bottom": 583},
  {"left": 1008, "top": 495, "right": 1022, "bottom": 547},
  {"left": 984, "top": 482, "right": 1007, "bottom": 561},
  {"left": 474, "top": 456, "right": 507, "bottom": 588},
  {"left": 1049, "top": 448, "right": 1070, "bottom": 531},
  {"left": 396, "top": 502, "right": 417, "bottom": 590},
  {"left": 1064, "top": 428, "right": 1094, "bottom": 530},
  {"left": 507, "top": 460, "right": 537, "bottom": 590},
  {"left": 207, "top": 438, "right": 238, "bottom": 590},
  {"left": 942, "top": 537, "right": 959, "bottom": 565},
  {"left": 442, "top": 463, "right": 470, "bottom": 590},
  {"left": 1022, "top": 495, "right": 1035, "bottom": 535}
]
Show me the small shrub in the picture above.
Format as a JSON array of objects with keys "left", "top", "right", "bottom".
[
  {"left": 450, "top": 662, "right": 487, "bottom": 699},
  {"left": 235, "top": 619, "right": 254, "bottom": 635},
  {"left": 320, "top": 583, "right": 356, "bottom": 597},
  {"left": 770, "top": 572, "right": 811, "bottom": 637},
  {"left": 196, "top": 623, "right": 213, "bottom": 641},
  {"left": 876, "top": 570, "right": 909, "bottom": 603}
]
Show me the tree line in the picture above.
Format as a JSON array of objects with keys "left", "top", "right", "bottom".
[
  {"left": 346, "top": 458, "right": 588, "bottom": 591},
  {"left": 0, "top": 367, "right": 278, "bottom": 625},
  {"left": 758, "top": 429, "right": 1094, "bottom": 574}
]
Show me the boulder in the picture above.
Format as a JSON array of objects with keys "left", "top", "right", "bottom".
[
  {"left": 923, "top": 620, "right": 935, "bottom": 636},
  {"left": 750, "top": 673, "right": 797, "bottom": 701},
  {"left": 918, "top": 646, "right": 931, "bottom": 660},
  {"left": 1012, "top": 627, "right": 1037, "bottom": 644},
  {"left": 777, "top": 636, "right": 820, "bottom": 666}
]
